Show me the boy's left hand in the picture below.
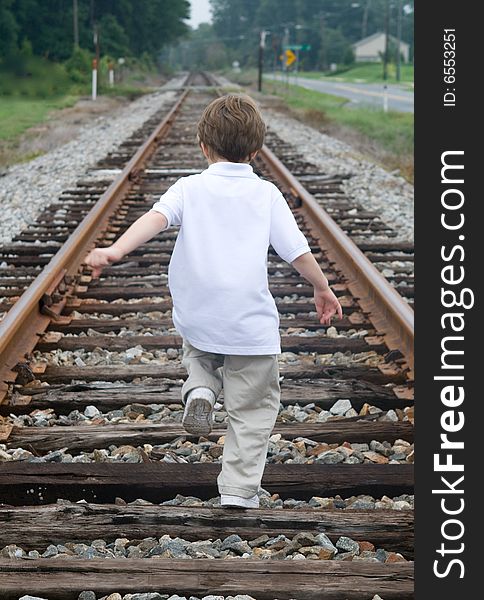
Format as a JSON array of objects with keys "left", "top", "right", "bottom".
[
  {"left": 314, "top": 287, "right": 343, "bottom": 326},
  {"left": 84, "top": 246, "right": 124, "bottom": 279}
]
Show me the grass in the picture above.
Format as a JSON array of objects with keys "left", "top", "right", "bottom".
[
  {"left": 297, "top": 62, "right": 414, "bottom": 87},
  {"left": 0, "top": 78, "right": 158, "bottom": 168},
  {"left": 0, "top": 96, "right": 79, "bottom": 141},
  {"left": 0, "top": 50, "right": 163, "bottom": 142},
  {"left": 0, "top": 86, "right": 151, "bottom": 144},
  {"left": 264, "top": 79, "right": 414, "bottom": 181}
]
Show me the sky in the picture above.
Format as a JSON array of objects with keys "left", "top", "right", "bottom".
[{"left": 187, "top": 0, "right": 213, "bottom": 29}]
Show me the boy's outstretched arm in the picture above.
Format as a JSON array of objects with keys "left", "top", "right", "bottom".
[
  {"left": 291, "top": 252, "right": 343, "bottom": 325},
  {"left": 85, "top": 210, "right": 167, "bottom": 278}
]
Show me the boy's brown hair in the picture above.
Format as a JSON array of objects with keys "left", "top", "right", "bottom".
[{"left": 197, "top": 94, "right": 266, "bottom": 163}]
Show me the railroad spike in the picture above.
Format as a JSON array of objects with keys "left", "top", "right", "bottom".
[
  {"left": 12, "top": 362, "right": 36, "bottom": 385},
  {"left": 39, "top": 304, "right": 63, "bottom": 319},
  {"left": 39, "top": 292, "right": 52, "bottom": 307}
]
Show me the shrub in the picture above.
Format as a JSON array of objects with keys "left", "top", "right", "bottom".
[
  {"left": 64, "top": 47, "right": 93, "bottom": 84},
  {"left": 0, "top": 53, "right": 71, "bottom": 98}
]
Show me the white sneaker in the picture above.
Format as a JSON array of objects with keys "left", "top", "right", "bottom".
[
  {"left": 220, "top": 493, "right": 260, "bottom": 509},
  {"left": 182, "top": 387, "right": 215, "bottom": 435}
]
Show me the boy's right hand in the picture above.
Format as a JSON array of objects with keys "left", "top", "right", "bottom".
[
  {"left": 314, "top": 286, "right": 343, "bottom": 326},
  {"left": 84, "top": 246, "right": 124, "bottom": 279}
]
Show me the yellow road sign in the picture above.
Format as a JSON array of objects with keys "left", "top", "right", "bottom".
[{"left": 285, "top": 49, "right": 296, "bottom": 67}]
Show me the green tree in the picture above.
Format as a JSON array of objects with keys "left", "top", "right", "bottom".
[
  {"left": 0, "top": 0, "right": 19, "bottom": 58},
  {"left": 320, "top": 28, "right": 354, "bottom": 69},
  {"left": 3, "top": 0, "right": 190, "bottom": 61},
  {"left": 209, "top": 0, "right": 413, "bottom": 70},
  {"left": 122, "top": 0, "right": 190, "bottom": 57},
  {"left": 210, "top": 0, "right": 360, "bottom": 70},
  {"left": 97, "top": 13, "right": 129, "bottom": 58}
]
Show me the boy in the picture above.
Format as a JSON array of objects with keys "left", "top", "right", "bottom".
[{"left": 85, "top": 94, "right": 342, "bottom": 509}]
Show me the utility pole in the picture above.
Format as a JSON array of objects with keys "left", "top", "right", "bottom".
[
  {"left": 361, "top": 0, "right": 371, "bottom": 39},
  {"left": 396, "top": 0, "right": 402, "bottom": 81},
  {"left": 73, "top": 0, "right": 79, "bottom": 48},
  {"left": 319, "top": 14, "right": 327, "bottom": 72},
  {"left": 272, "top": 34, "right": 278, "bottom": 74},
  {"left": 283, "top": 26, "right": 290, "bottom": 90},
  {"left": 258, "top": 30, "right": 267, "bottom": 93},
  {"left": 383, "top": 0, "right": 389, "bottom": 81},
  {"left": 94, "top": 24, "right": 100, "bottom": 68}
]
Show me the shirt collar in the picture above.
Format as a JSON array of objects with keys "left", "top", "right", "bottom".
[{"left": 205, "top": 162, "right": 256, "bottom": 178}]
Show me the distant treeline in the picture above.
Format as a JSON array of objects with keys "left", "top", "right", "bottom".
[
  {"left": 0, "top": 0, "right": 190, "bottom": 61},
  {"left": 169, "top": 0, "right": 414, "bottom": 71}
]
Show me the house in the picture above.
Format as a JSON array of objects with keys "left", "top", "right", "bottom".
[{"left": 352, "top": 32, "right": 410, "bottom": 63}]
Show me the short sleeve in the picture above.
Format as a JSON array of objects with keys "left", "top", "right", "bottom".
[
  {"left": 269, "top": 190, "right": 311, "bottom": 263},
  {"left": 151, "top": 178, "right": 184, "bottom": 227}
]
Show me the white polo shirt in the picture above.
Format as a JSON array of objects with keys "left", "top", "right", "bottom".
[{"left": 151, "top": 161, "right": 311, "bottom": 355}]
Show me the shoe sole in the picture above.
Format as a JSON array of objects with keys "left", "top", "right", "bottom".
[
  {"left": 220, "top": 495, "right": 259, "bottom": 509},
  {"left": 182, "top": 397, "right": 212, "bottom": 435},
  {"left": 221, "top": 501, "right": 259, "bottom": 509}
]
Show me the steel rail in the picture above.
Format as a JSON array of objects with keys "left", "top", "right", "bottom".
[
  {"left": 0, "top": 89, "right": 190, "bottom": 401},
  {"left": 259, "top": 144, "right": 414, "bottom": 377}
]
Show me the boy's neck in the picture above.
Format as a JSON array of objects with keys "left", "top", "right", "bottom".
[{"left": 207, "top": 157, "right": 251, "bottom": 166}]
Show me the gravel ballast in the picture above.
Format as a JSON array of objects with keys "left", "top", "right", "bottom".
[
  {"left": 4, "top": 400, "right": 413, "bottom": 429},
  {"left": 0, "top": 435, "right": 414, "bottom": 465},
  {"left": 2, "top": 530, "right": 408, "bottom": 562}
]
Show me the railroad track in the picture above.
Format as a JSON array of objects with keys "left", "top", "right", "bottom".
[{"left": 0, "top": 73, "right": 414, "bottom": 599}]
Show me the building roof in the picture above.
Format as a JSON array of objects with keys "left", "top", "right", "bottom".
[{"left": 352, "top": 32, "right": 409, "bottom": 49}]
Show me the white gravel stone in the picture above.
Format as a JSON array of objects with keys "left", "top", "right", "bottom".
[
  {"left": 330, "top": 399, "right": 352, "bottom": 416},
  {"left": 383, "top": 408, "right": 399, "bottom": 422},
  {"left": 0, "top": 81, "right": 184, "bottom": 244},
  {"left": 84, "top": 405, "right": 101, "bottom": 418}
]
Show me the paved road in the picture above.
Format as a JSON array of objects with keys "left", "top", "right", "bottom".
[{"left": 266, "top": 73, "right": 414, "bottom": 113}]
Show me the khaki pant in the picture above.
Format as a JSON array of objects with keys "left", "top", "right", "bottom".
[{"left": 181, "top": 339, "right": 281, "bottom": 498}]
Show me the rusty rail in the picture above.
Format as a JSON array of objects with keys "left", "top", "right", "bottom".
[
  {"left": 259, "top": 144, "right": 414, "bottom": 377},
  {"left": 0, "top": 89, "right": 190, "bottom": 402}
]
